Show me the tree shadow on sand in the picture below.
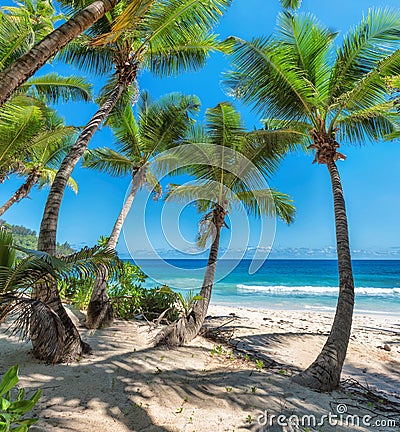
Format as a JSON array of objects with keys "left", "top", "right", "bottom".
[{"left": 0, "top": 316, "right": 399, "bottom": 432}]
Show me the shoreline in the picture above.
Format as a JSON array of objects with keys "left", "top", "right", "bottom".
[{"left": 209, "top": 301, "right": 400, "bottom": 319}]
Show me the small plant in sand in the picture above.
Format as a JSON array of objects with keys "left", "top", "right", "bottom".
[
  {"left": 255, "top": 360, "right": 264, "bottom": 371},
  {"left": 0, "top": 365, "right": 41, "bottom": 431}
]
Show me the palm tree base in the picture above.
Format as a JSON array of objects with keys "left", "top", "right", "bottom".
[
  {"left": 154, "top": 316, "right": 199, "bottom": 348},
  {"left": 85, "top": 299, "right": 114, "bottom": 329},
  {"left": 292, "top": 344, "right": 342, "bottom": 391}
]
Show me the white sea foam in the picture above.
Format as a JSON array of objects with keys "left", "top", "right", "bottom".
[{"left": 237, "top": 284, "right": 400, "bottom": 296}]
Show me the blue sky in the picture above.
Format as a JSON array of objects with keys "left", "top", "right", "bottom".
[{"left": 1, "top": 0, "right": 400, "bottom": 259}]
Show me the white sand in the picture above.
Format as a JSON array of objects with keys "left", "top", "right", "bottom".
[{"left": 0, "top": 304, "right": 398, "bottom": 432}]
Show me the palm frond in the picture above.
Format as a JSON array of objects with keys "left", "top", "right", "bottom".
[
  {"left": 0, "top": 227, "right": 15, "bottom": 268},
  {"left": 0, "top": 12, "right": 34, "bottom": 71},
  {"left": 224, "top": 36, "right": 316, "bottom": 121},
  {"left": 144, "top": 30, "right": 221, "bottom": 77},
  {"left": 82, "top": 148, "right": 135, "bottom": 176},
  {"left": 21, "top": 73, "right": 93, "bottom": 103},
  {"left": 335, "top": 103, "right": 398, "bottom": 143},
  {"left": 114, "top": 0, "right": 231, "bottom": 51},
  {"left": 234, "top": 189, "right": 295, "bottom": 223},
  {"left": 280, "top": 0, "right": 301, "bottom": 10},
  {"left": 0, "top": 296, "right": 65, "bottom": 363},
  {"left": 276, "top": 11, "right": 336, "bottom": 105},
  {"left": 329, "top": 7, "right": 400, "bottom": 102}
]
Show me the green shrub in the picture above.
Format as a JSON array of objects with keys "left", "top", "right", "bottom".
[
  {"left": 59, "top": 258, "right": 181, "bottom": 322},
  {"left": 0, "top": 365, "right": 41, "bottom": 432},
  {"left": 141, "top": 287, "right": 179, "bottom": 321}
]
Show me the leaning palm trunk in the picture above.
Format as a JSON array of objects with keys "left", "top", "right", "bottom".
[
  {"left": 86, "top": 167, "right": 146, "bottom": 329},
  {"left": 0, "top": 169, "right": 40, "bottom": 216},
  {"left": 0, "top": 0, "right": 120, "bottom": 107},
  {"left": 293, "top": 159, "right": 354, "bottom": 391},
  {"left": 155, "top": 206, "right": 226, "bottom": 347},
  {"left": 32, "top": 84, "right": 124, "bottom": 362},
  {"left": 38, "top": 84, "right": 125, "bottom": 255}
]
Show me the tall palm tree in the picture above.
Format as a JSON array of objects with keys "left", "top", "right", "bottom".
[
  {"left": 39, "top": 0, "right": 231, "bottom": 255},
  {"left": 224, "top": 10, "right": 400, "bottom": 390},
  {"left": 82, "top": 92, "right": 200, "bottom": 328},
  {"left": 154, "top": 102, "right": 295, "bottom": 346},
  {"left": 34, "top": 0, "right": 230, "bottom": 360}
]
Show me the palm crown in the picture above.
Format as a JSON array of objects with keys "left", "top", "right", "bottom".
[
  {"left": 156, "top": 102, "right": 295, "bottom": 246},
  {"left": 83, "top": 91, "right": 200, "bottom": 185},
  {"left": 60, "top": 0, "right": 231, "bottom": 101},
  {"left": 225, "top": 9, "right": 400, "bottom": 156}
]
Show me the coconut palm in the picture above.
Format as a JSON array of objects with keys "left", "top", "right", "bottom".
[
  {"left": 0, "top": 114, "right": 78, "bottom": 217},
  {"left": 0, "top": 227, "right": 116, "bottom": 363},
  {"left": 35, "top": 0, "right": 230, "bottom": 359},
  {"left": 154, "top": 102, "right": 295, "bottom": 346},
  {"left": 224, "top": 9, "right": 400, "bottom": 390},
  {"left": 39, "top": 0, "right": 231, "bottom": 256},
  {"left": 82, "top": 92, "right": 200, "bottom": 328}
]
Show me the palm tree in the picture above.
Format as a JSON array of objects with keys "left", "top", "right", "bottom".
[
  {"left": 224, "top": 9, "right": 400, "bottom": 390},
  {"left": 154, "top": 102, "right": 295, "bottom": 346},
  {"left": 0, "top": 227, "right": 116, "bottom": 363},
  {"left": 82, "top": 92, "right": 200, "bottom": 328},
  {"left": 0, "top": 115, "right": 78, "bottom": 217},
  {"left": 34, "top": 0, "right": 230, "bottom": 359},
  {"left": 38, "top": 0, "right": 231, "bottom": 256}
]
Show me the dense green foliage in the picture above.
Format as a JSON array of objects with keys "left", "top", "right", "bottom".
[
  {"left": 0, "top": 220, "right": 75, "bottom": 255},
  {"left": 0, "top": 365, "right": 41, "bottom": 431},
  {"left": 59, "top": 260, "right": 179, "bottom": 321}
]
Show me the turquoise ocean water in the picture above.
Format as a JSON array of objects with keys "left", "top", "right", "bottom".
[{"left": 136, "top": 259, "right": 400, "bottom": 315}]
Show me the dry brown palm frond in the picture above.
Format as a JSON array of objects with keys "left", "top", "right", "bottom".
[{"left": 0, "top": 295, "right": 65, "bottom": 363}]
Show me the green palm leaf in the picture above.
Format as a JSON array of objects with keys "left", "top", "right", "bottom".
[{"left": 21, "top": 73, "right": 93, "bottom": 103}]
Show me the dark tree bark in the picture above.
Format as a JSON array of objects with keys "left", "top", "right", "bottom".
[
  {"left": 32, "top": 84, "right": 125, "bottom": 362},
  {"left": 85, "top": 167, "right": 146, "bottom": 329},
  {"left": 0, "top": 0, "right": 120, "bottom": 106},
  {"left": 293, "top": 159, "right": 354, "bottom": 391},
  {"left": 0, "top": 169, "right": 40, "bottom": 216},
  {"left": 155, "top": 205, "right": 226, "bottom": 347}
]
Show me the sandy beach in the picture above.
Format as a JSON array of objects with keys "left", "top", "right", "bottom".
[{"left": 0, "top": 304, "right": 399, "bottom": 431}]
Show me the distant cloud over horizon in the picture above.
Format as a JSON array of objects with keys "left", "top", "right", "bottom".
[{"left": 115, "top": 244, "right": 400, "bottom": 260}]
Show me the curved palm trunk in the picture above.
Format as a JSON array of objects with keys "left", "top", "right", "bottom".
[
  {"left": 86, "top": 167, "right": 146, "bottom": 329},
  {"left": 32, "top": 84, "right": 124, "bottom": 363},
  {"left": 38, "top": 83, "right": 125, "bottom": 255},
  {"left": 293, "top": 160, "right": 354, "bottom": 391},
  {"left": 0, "top": 169, "right": 39, "bottom": 216},
  {"left": 155, "top": 205, "right": 226, "bottom": 347},
  {"left": 0, "top": 0, "right": 119, "bottom": 106}
]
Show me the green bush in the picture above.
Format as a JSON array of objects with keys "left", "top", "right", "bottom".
[
  {"left": 59, "top": 259, "right": 180, "bottom": 322},
  {"left": 0, "top": 365, "right": 41, "bottom": 432}
]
